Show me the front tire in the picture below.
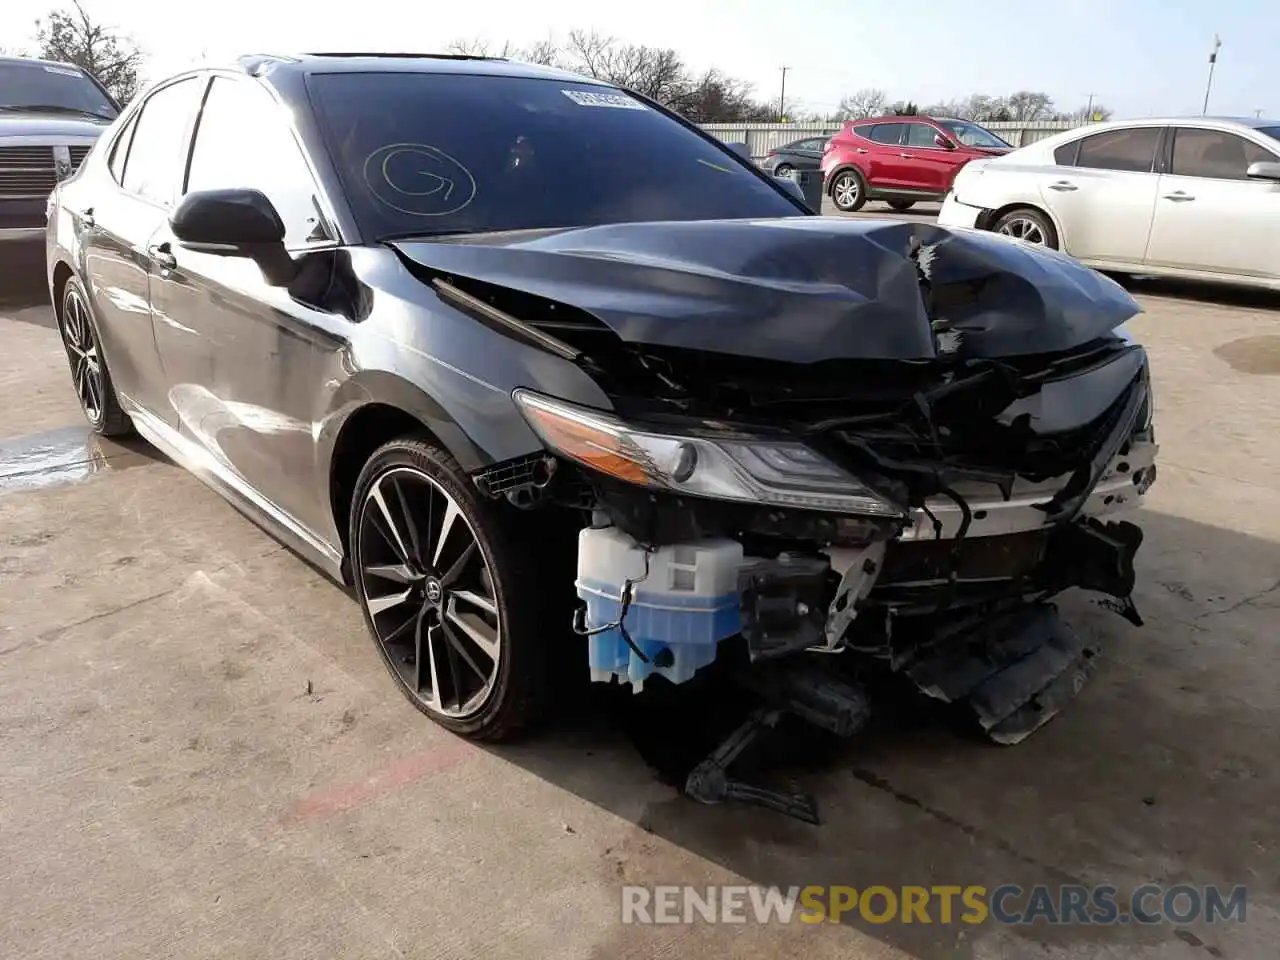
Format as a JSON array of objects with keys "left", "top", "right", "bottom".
[
  {"left": 58, "top": 275, "right": 132, "bottom": 437},
  {"left": 829, "top": 168, "right": 868, "bottom": 212},
  {"left": 349, "top": 437, "right": 554, "bottom": 741},
  {"left": 886, "top": 199, "right": 916, "bottom": 212},
  {"left": 992, "top": 207, "right": 1059, "bottom": 249}
]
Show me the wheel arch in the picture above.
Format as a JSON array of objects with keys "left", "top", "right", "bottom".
[
  {"left": 321, "top": 369, "right": 544, "bottom": 580},
  {"left": 980, "top": 201, "right": 1065, "bottom": 249},
  {"left": 824, "top": 162, "right": 866, "bottom": 196},
  {"left": 50, "top": 260, "right": 75, "bottom": 323}
]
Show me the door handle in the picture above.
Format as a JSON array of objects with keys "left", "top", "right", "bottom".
[
  {"left": 900, "top": 152, "right": 915, "bottom": 159},
  {"left": 147, "top": 243, "right": 177, "bottom": 270},
  {"left": 1048, "top": 181, "right": 1078, "bottom": 192},
  {"left": 1163, "top": 192, "right": 1195, "bottom": 202},
  {"left": 855, "top": 148, "right": 869, "bottom": 154}
]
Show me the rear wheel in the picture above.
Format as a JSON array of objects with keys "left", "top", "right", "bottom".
[
  {"left": 992, "top": 207, "right": 1059, "bottom": 249},
  {"left": 58, "top": 275, "right": 132, "bottom": 437},
  {"left": 829, "top": 168, "right": 868, "bottom": 212},
  {"left": 773, "top": 163, "right": 794, "bottom": 179},
  {"left": 886, "top": 199, "right": 916, "bottom": 212},
  {"left": 350, "top": 437, "right": 554, "bottom": 741}
]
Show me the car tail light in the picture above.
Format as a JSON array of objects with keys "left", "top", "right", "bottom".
[{"left": 767, "top": 150, "right": 778, "bottom": 157}]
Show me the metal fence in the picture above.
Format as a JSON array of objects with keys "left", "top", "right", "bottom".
[{"left": 699, "top": 120, "right": 1088, "bottom": 159}]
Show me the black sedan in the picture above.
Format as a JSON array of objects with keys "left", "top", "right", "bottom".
[
  {"left": 46, "top": 53, "right": 1158, "bottom": 751},
  {"left": 758, "top": 134, "right": 830, "bottom": 178}
]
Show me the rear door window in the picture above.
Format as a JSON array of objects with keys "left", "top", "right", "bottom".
[
  {"left": 1169, "top": 128, "right": 1276, "bottom": 180},
  {"left": 1072, "top": 128, "right": 1161, "bottom": 173},
  {"left": 865, "top": 122, "right": 907, "bottom": 145}
]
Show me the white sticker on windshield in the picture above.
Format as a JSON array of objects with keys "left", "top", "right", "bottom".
[
  {"left": 561, "top": 89, "right": 646, "bottom": 110},
  {"left": 42, "top": 65, "right": 83, "bottom": 77}
]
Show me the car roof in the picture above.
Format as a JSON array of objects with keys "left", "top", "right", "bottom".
[
  {"left": 236, "top": 52, "right": 606, "bottom": 86},
  {"left": 853, "top": 115, "right": 946, "bottom": 124}
]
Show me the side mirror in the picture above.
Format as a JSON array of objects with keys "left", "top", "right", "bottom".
[
  {"left": 170, "top": 188, "right": 296, "bottom": 286},
  {"left": 934, "top": 133, "right": 956, "bottom": 150},
  {"left": 1245, "top": 160, "right": 1280, "bottom": 182}
]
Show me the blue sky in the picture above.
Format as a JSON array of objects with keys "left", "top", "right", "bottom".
[{"left": 2, "top": 0, "right": 1273, "bottom": 118}]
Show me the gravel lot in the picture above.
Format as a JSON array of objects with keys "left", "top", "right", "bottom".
[{"left": 2, "top": 215, "right": 1278, "bottom": 960}]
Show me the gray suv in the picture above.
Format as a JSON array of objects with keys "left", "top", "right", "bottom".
[{"left": 0, "top": 56, "right": 118, "bottom": 248}]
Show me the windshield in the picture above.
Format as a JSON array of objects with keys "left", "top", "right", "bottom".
[
  {"left": 938, "top": 120, "right": 1011, "bottom": 149},
  {"left": 0, "top": 60, "right": 118, "bottom": 118},
  {"left": 309, "top": 72, "right": 802, "bottom": 239}
]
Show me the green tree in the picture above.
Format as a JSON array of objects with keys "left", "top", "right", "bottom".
[{"left": 34, "top": 1, "right": 143, "bottom": 104}]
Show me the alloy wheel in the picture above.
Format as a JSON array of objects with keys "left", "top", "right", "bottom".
[
  {"left": 833, "top": 173, "right": 861, "bottom": 208},
  {"left": 996, "top": 216, "right": 1048, "bottom": 245},
  {"left": 356, "top": 466, "right": 502, "bottom": 719},
  {"left": 60, "top": 286, "right": 104, "bottom": 424}
]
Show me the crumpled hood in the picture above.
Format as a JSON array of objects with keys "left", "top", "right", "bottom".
[{"left": 390, "top": 217, "right": 1141, "bottom": 363}]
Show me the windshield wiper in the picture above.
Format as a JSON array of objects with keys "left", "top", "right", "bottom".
[{"left": 0, "top": 104, "right": 115, "bottom": 120}]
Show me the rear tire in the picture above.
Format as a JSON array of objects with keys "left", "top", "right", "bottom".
[
  {"left": 828, "top": 168, "right": 868, "bottom": 212},
  {"left": 773, "top": 163, "right": 794, "bottom": 179},
  {"left": 887, "top": 199, "right": 916, "bottom": 212},
  {"left": 992, "top": 207, "right": 1059, "bottom": 249},
  {"left": 349, "top": 437, "right": 562, "bottom": 741},
  {"left": 58, "top": 275, "right": 133, "bottom": 437}
]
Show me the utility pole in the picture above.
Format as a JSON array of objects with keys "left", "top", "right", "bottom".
[
  {"left": 1084, "top": 93, "right": 1096, "bottom": 122},
  {"left": 778, "top": 66, "right": 788, "bottom": 122},
  {"left": 1256, "top": 109, "right": 1264, "bottom": 118},
  {"left": 1202, "top": 35, "right": 1222, "bottom": 115}
]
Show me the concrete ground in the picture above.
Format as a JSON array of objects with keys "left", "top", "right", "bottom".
[{"left": 2, "top": 218, "right": 1279, "bottom": 960}]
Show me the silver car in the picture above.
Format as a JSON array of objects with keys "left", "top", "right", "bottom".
[{"left": 938, "top": 117, "right": 1280, "bottom": 291}]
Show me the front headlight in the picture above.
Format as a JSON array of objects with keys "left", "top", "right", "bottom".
[{"left": 513, "top": 390, "right": 904, "bottom": 518}]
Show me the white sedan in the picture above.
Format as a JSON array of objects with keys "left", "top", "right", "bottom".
[{"left": 938, "top": 117, "right": 1280, "bottom": 291}]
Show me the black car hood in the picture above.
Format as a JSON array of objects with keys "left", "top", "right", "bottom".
[{"left": 390, "top": 217, "right": 1140, "bottom": 363}]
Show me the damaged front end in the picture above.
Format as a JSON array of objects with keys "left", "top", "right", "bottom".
[{"left": 424, "top": 219, "right": 1157, "bottom": 762}]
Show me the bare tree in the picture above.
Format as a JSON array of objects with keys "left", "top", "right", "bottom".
[
  {"left": 446, "top": 36, "right": 560, "bottom": 67},
  {"left": 1, "top": 44, "right": 33, "bottom": 57},
  {"left": 1056, "top": 103, "right": 1113, "bottom": 122},
  {"left": 678, "top": 68, "right": 773, "bottom": 122},
  {"left": 1004, "top": 90, "right": 1055, "bottom": 122},
  {"left": 443, "top": 31, "right": 772, "bottom": 119},
  {"left": 34, "top": 0, "right": 143, "bottom": 103},
  {"left": 445, "top": 37, "right": 518, "bottom": 58},
  {"left": 520, "top": 38, "right": 560, "bottom": 67},
  {"left": 561, "top": 30, "right": 687, "bottom": 104},
  {"left": 888, "top": 100, "right": 919, "bottom": 116},
  {"left": 835, "top": 87, "right": 887, "bottom": 120}
]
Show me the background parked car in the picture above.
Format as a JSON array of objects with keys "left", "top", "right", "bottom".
[
  {"left": 0, "top": 56, "right": 118, "bottom": 251},
  {"left": 821, "top": 115, "right": 1012, "bottom": 212},
  {"left": 938, "top": 117, "right": 1280, "bottom": 291},
  {"left": 758, "top": 135, "right": 828, "bottom": 179}
]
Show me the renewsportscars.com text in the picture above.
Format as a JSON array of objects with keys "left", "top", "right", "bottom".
[{"left": 621, "top": 884, "right": 1248, "bottom": 926}]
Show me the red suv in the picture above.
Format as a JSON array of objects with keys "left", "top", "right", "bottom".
[{"left": 821, "top": 115, "right": 1012, "bottom": 212}]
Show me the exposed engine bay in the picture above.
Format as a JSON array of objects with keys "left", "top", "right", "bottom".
[{"left": 401, "top": 217, "right": 1160, "bottom": 820}]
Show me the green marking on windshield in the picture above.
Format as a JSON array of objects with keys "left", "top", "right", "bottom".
[{"left": 697, "top": 158, "right": 735, "bottom": 174}]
